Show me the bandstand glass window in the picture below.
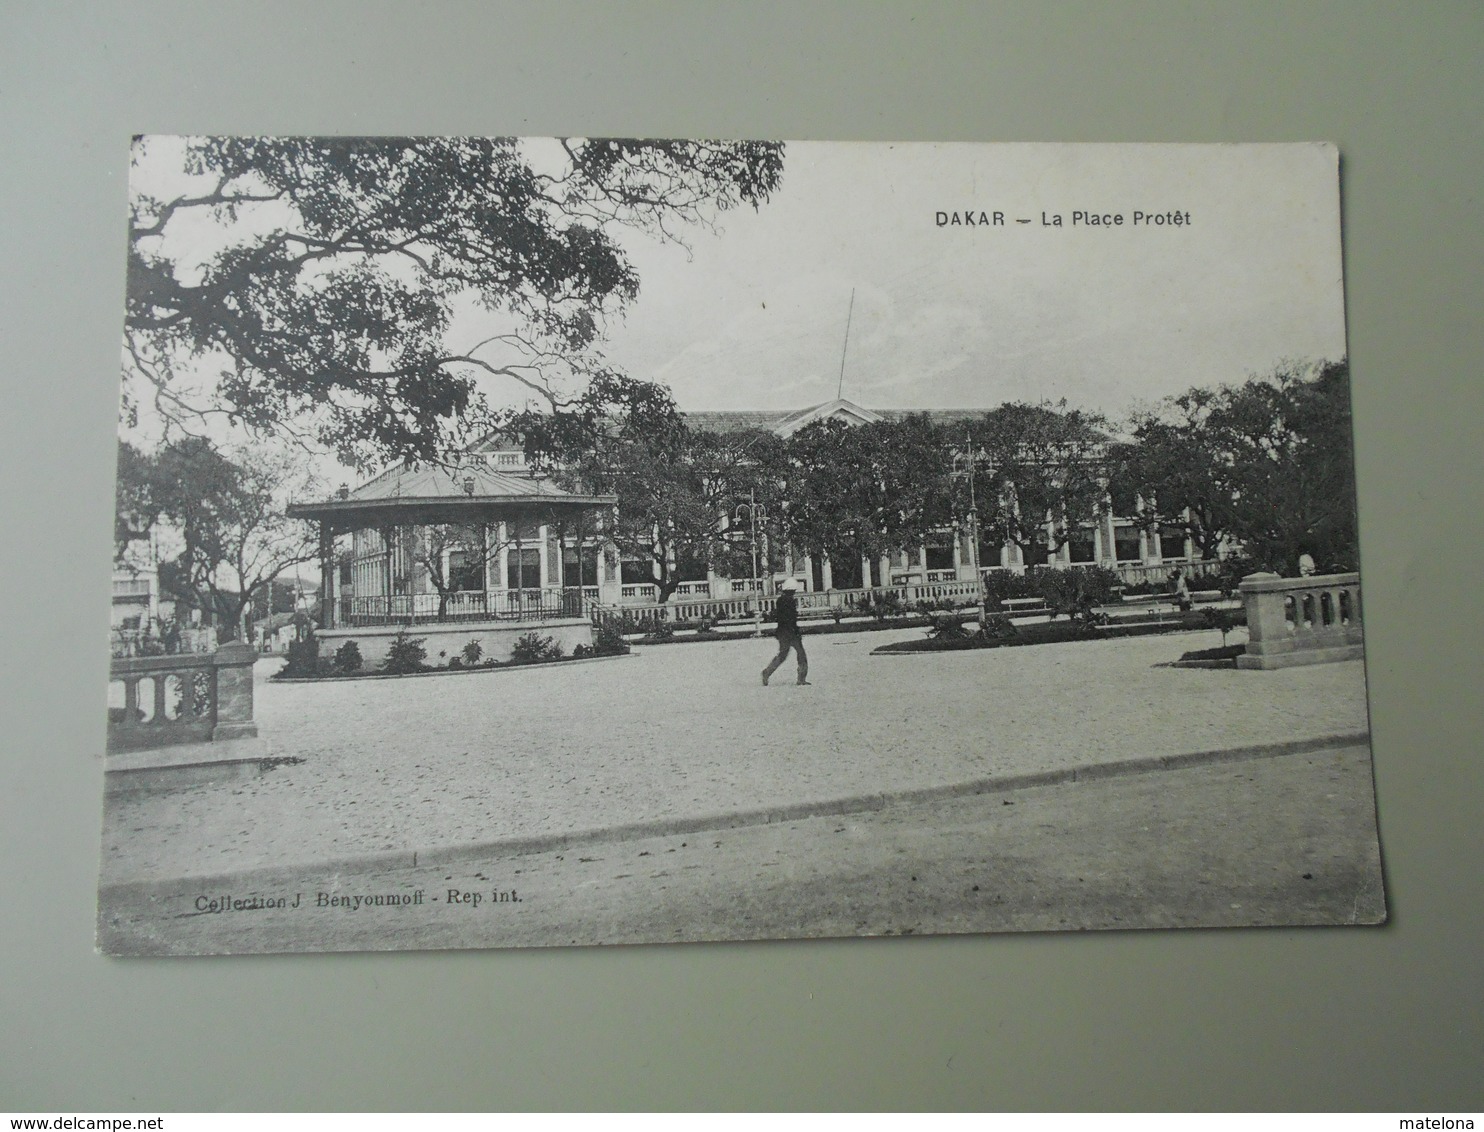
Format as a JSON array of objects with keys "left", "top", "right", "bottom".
[{"left": 507, "top": 548, "right": 540, "bottom": 590}]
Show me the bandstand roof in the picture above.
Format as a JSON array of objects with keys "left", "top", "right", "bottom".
[{"left": 287, "top": 461, "right": 616, "bottom": 532}]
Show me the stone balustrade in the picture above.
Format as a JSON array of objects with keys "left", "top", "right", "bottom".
[
  {"left": 1237, "top": 572, "right": 1364, "bottom": 670},
  {"left": 106, "top": 641, "right": 259, "bottom": 753},
  {"left": 595, "top": 577, "right": 985, "bottom": 626}
]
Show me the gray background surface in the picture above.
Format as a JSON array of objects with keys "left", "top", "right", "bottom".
[{"left": 1, "top": 1, "right": 1479, "bottom": 1111}]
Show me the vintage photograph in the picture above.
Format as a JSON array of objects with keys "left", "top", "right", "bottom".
[{"left": 99, "top": 139, "right": 1383, "bottom": 954}]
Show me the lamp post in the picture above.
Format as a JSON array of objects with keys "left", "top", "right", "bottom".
[
  {"left": 734, "top": 489, "right": 768, "bottom": 637},
  {"left": 953, "top": 434, "right": 989, "bottom": 628}
]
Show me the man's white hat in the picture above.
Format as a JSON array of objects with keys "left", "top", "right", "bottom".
[{"left": 779, "top": 578, "right": 798, "bottom": 592}]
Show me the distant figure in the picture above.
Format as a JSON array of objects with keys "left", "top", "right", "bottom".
[
  {"left": 762, "top": 579, "right": 810, "bottom": 686},
  {"left": 1298, "top": 552, "right": 1317, "bottom": 577},
  {"left": 1171, "top": 566, "right": 1193, "bottom": 612}
]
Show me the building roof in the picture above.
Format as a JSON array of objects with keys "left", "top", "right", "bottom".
[
  {"left": 682, "top": 400, "right": 987, "bottom": 437},
  {"left": 288, "top": 460, "right": 616, "bottom": 530}
]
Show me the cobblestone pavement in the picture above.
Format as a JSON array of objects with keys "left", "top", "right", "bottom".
[{"left": 99, "top": 627, "right": 1372, "bottom": 884}]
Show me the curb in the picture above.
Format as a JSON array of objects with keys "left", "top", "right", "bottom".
[{"left": 99, "top": 731, "right": 1371, "bottom": 896}]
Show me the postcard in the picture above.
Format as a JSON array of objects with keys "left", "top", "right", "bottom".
[{"left": 99, "top": 139, "right": 1382, "bottom": 954}]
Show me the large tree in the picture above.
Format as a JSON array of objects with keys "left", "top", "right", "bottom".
[
  {"left": 969, "top": 402, "right": 1110, "bottom": 566},
  {"left": 145, "top": 438, "right": 323, "bottom": 640},
  {"left": 1108, "top": 387, "right": 1242, "bottom": 561},
  {"left": 782, "top": 415, "right": 954, "bottom": 571},
  {"left": 125, "top": 136, "right": 785, "bottom": 465},
  {"left": 1211, "top": 359, "right": 1358, "bottom": 572},
  {"left": 512, "top": 379, "right": 761, "bottom": 604}
]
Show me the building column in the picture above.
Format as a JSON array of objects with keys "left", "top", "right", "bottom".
[
  {"left": 821, "top": 553, "right": 834, "bottom": 591},
  {"left": 536, "top": 523, "right": 550, "bottom": 593},
  {"left": 879, "top": 554, "right": 892, "bottom": 587},
  {"left": 380, "top": 526, "right": 394, "bottom": 619},
  {"left": 318, "top": 522, "right": 335, "bottom": 630},
  {"left": 598, "top": 539, "right": 623, "bottom": 606}
]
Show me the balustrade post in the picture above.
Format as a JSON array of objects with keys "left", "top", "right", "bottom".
[
  {"left": 1240, "top": 572, "right": 1290, "bottom": 649},
  {"left": 211, "top": 641, "right": 259, "bottom": 741}
]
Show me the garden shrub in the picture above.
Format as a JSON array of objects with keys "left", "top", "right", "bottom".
[
  {"left": 981, "top": 613, "right": 1017, "bottom": 641},
  {"left": 461, "top": 640, "right": 484, "bottom": 666},
  {"left": 511, "top": 631, "right": 564, "bottom": 662},
  {"left": 282, "top": 635, "right": 321, "bottom": 677},
  {"left": 333, "top": 639, "right": 362, "bottom": 673},
  {"left": 641, "top": 620, "right": 676, "bottom": 643},
  {"left": 859, "top": 590, "right": 906, "bottom": 620},
  {"left": 927, "top": 611, "right": 969, "bottom": 640},
  {"left": 1031, "top": 565, "right": 1120, "bottom": 619},
  {"left": 592, "top": 622, "right": 631, "bottom": 656},
  {"left": 981, "top": 570, "right": 1045, "bottom": 608},
  {"left": 1202, "top": 607, "right": 1238, "bottom": 646},
  {"left": 381, "top": 631, "right": 428, "bottom": 674}
]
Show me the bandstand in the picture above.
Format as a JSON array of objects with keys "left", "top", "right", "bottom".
[{"left": 287, "top": 460, "right": 618, "bottom": 665}]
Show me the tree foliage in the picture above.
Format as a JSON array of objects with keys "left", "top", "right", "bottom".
[
  {"left": 119, "top": 437, "right": 322, "bottom": 639},
  {"left": 1213, "top": 359, "right": 1358, "bottom": 572},
  {"left": 1112, "top": 360, "right": 1357, "bottom": 573},
  {"left": 1108, "top": 388, "right": 1241, "bottom": 560},
  {"left": 125, "top": 136, "right": 785, "bottom": 466},
  {"left": 782, "top": 416, "right": 955, "bottom": 566},
  {"left": 968, "top": 402, "right": 1110, "bottom": 562}
]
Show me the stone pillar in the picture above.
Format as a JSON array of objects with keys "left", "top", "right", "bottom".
[
  {"left": 211, "top": 641, "right": 259, "bottom": 742},
  {"left": 1239, "top": 572, "right": 1290, "bottom": 652},
  {"left": 492, "top": 522, "right": 508, "bottom": 599},
  {"left": 952, "top": 529, "right": 964, "bottom": 578},
  {"left": 821, "top": 553, "right": 834, "bottom": 591},
  {"left": 597, "top": 540, "right": 623, "bottom": 606},
  {"left": 879, "top": 554, "right": 891, "bottom": 587}
]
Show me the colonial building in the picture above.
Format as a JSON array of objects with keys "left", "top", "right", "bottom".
[{"left": 296, "top": 397, "right": 1221, "bottom": 637}]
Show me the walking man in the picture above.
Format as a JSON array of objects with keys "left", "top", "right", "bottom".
[{"left": 762, "top": 579, "right": 809, "bottom": 686}]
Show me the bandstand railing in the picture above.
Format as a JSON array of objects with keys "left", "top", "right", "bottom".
[{"left": 336, "top": 588, "right": 588, "bottom": 627}]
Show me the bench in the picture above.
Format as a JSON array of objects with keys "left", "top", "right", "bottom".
[{"left": 1000, "top": 597, "right": 1052, "bottom": 616}]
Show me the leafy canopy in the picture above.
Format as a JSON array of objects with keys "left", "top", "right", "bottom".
[{"left": 125, "top": 136, "right": 785, "bottom": 466}]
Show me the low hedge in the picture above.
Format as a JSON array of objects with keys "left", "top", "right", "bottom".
[{"left": 872, "top": 610, "right": 1225, "bottom": 654}]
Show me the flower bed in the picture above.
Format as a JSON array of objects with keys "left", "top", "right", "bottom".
[
  {"left": 272, "top": 626, "right": 631, "bottom": 682},
  {"left": 871, "top": 611, "right": 1229, "bottom": 655}
]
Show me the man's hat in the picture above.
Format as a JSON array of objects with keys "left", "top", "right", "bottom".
[{"left": 779, "top": 578, "right": 798, "bottom": 592}]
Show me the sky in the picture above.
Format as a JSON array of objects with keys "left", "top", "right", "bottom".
[
  {"left": 125, "top": 139, "right": 1348, "bottom": 460},
  {"left": 594, "top": 141, "right": 1348, "bottom": 418}
]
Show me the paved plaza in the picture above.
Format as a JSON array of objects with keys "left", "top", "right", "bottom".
[{"left": 98, "top": 625, "right": 1372, "bottom": 886}]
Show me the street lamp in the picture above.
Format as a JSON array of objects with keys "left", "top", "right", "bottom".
[
  {"left": 952, "top": 434, "right": 990, "bottom": 628},
  {"left": 733, "top": 489, "right": 768, "bottom": 637}
]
